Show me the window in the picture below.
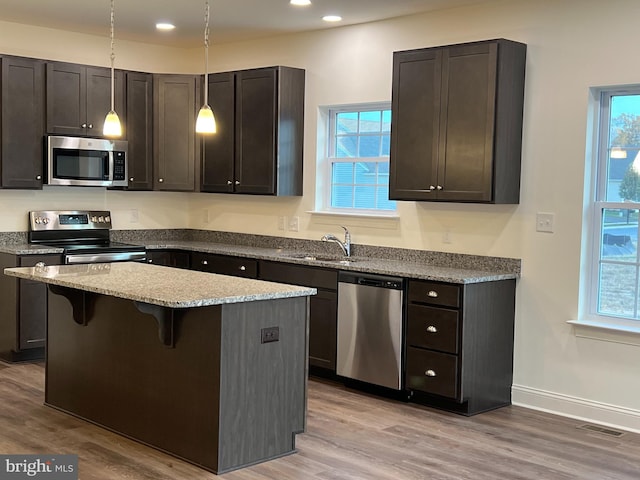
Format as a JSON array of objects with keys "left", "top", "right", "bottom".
[
  {"left": 588, "top": 88, "right": 640, "bottom": 323},
  {"left": 319, "top": 104, "right": 396, "bottom": 214}
]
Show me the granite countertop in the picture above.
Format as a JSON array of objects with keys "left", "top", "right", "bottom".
[
  {"left": 4, "top": 262, "right": 316, "bottom": 308},
  {"left": 0, "top": 233, "right": 521, "bottom": 284}
]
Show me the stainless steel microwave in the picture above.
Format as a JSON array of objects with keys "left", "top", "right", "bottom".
[{"left": 45, "top": 135, "right": 128, "bottom": 187}]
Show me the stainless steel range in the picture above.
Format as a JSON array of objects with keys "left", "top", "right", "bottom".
[{"left": 28, "top": 210, "right": 146, "bottom": 264}]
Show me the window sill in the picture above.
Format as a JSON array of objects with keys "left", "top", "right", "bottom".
[
  {"left": 567, "top": 319, "right": 640, "bottom": 346},
  {"left": 307, "top": 210, "right": 400, "bottom": 230}
]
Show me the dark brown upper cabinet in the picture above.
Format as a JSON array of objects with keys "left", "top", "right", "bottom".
[
  {"left": 389, "top": 39, "right": 526, "bottom": 204},
  {"left": 46, "top": 62, "right": 124, "bottom": 137},
  {"left": 153, "top": 74, "right": 200, "bottom": 192},
  {"left": 0, "top": 56, "right": 45, "bottom": 189},
  {"left": 124, "top": 72, "right": 153, "bottom": 190},
  {"left": 201, "top": 66, "right": 305, "bottom": 196}
]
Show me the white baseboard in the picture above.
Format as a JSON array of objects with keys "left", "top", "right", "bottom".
[{"left": 512, "top": 384, "right": 640, "bottom": 434}]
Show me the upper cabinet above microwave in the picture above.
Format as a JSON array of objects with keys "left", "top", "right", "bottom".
[
  {"left": 389, "top": 39, "right": 526, "bottom": 204},
  {"left": 46, "top": 62, "right": 125, "bottom": 138}
]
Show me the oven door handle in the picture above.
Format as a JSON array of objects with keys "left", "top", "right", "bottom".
[{"left": 65, "top": 251, "right": 146, "bottom": 264}]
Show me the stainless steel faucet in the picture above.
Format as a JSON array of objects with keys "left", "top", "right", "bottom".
[{"left": 321, "top": 226, "right": 351, "bottom": 257}]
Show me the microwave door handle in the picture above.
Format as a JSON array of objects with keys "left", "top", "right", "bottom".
[{"left": 108, "top": 151, "right": 114, "bottom": 181}]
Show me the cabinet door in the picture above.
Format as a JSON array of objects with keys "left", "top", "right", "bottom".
[
  {"left": 389, "top": 48, "right": 441, "bottom": 200},
  {"left": 1, "top": 56, "right": 45, "bottom": 188},
  {"left": 201, "top": 72, "right": 235, "bottom": 193},
  {"left": 235, "top": 68, "right": 277, "bottom": 194},
  {"left": 309, "top": 289, "right": 337, "bottom": 370},
  {"left": 18, "top": 254, "right": 62, "bottom": 350},
  {"left": 86, "top": 66, "right": 125, "bottom": 138},
  {"left": 153, "top": 75, "right": 199, "bottom": 191},
  {"left": 46, "top": 62, "right": 86, "bottom": 135},
  {"left": 125, "top": 72, "right": 153, "bottom": 190},
  {"left": 437, "top": 42, "right": 497, "bottom": 202}
]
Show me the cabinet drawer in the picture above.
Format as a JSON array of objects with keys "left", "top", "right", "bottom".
[
  {"left": 408, "top": 280, "right": 460, "bottom": 308},
  {"left": 406, "top": 305, "right": 459, "bottom": 354},
  {"left": 191, "top": 253, "right": 257, "bottom": 278},
  {"left": 19, "top": 254, "right": 62, "bottom": 267},
  {"left": 405, "top": 347, "right": 458, "bottom": 400}
]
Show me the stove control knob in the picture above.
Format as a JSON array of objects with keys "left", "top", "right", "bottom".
[
  {"left": 34, "top": 217, "right": 41, "bottom": 224},
  {"left": 43, "top": 217, "right": 50, "bottom": 224},
  {"left": 98, "top": 216, "right": 105, "bottom": 223},
  {"left": 105, "top": 215, "right": 111, "bottom": 223}
]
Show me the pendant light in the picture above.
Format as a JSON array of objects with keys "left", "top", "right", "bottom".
[
  {"left": 196, "top": 0, "right": 217, "bottom": 134},
  {"left": 103, "top": 0, "right": 122, "bottom": 137}
]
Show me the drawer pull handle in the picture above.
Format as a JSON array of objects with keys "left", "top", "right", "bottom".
[
  {"left": 427, "top": 290, "right": 438, "bottom": 298},
  {"left": 425, "top": 369, "right": 437, "bottom": 377},
  {"left": 202, "top": 260, "right": 208, "bottom": 265},
  {"left": 427, "top": 325, "right": 438, "bottom": 333},
  {"left": 239, "top": 265, "right": 246, "bottom": 271}
]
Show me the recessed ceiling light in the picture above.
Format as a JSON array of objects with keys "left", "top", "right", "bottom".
[
  {"left": 290, "top": 0, "right": 311, "bottom": 5},
  {"left": 156, "top": 22, "right": 176, "bottom": 31},
  {"left": 322, "top": 15, "right": 342, "bottom": 22}
]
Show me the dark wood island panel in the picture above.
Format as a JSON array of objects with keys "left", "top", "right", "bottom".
[{"left": 45, "top": 287, "right": 308, "bottom": 474}]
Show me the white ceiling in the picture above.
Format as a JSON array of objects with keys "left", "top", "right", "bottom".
[{"left": 0, "top": 0, "right": 489, "bottom": 48}]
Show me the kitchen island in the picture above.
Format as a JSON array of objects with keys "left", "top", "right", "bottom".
[{"left": 4, "top": 262, "right": 316, "bottom": 474}]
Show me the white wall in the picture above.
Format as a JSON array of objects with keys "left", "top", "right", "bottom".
[{"left": 1, "top": 0, "right": 640, "bottom": 431}]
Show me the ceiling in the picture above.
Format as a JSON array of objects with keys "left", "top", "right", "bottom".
[{"left": 0, "top": 0, "right": 489, "bottom": 48}]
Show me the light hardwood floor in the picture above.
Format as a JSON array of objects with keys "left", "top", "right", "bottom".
[{"left": 0, "top": 360, "right": 638, "bottom": 479}]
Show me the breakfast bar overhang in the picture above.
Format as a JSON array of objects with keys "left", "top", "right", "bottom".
[{"left": 4, "top": 262, "right": 316, "bottom": 474}]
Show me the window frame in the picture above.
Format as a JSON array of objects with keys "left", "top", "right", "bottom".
[
  {"left": 318, "top": 102, "right": 396, "bottom": 216},
  {"left": 584, "top": 86, "right": 640, "bottom": 330}
]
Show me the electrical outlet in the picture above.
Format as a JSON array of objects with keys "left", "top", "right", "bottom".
[
  {"left": 129, "top": 209, "right": 139, "bottom": 223},
  {"left": 278, "top": 216, "right": 287, "bottom": 231},
  {"left": 288, "top": 216, "right": 299, "bottom": 232},
  {"left": 536, "top": 212, "right": 555, "bottom": 233},
  {"left": 261, "top": 326, "right": 279, "bottom": 344}
]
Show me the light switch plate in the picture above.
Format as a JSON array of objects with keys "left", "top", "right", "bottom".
[
  {"left": 536, "top": 212, "right": 555, "bottom": 233},
  {"left": 288, "top": 216, "right": 299, "bottom": 232}
]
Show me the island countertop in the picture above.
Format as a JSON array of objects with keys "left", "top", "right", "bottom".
[{"left": 4, "top": 262, "right": 316, "bottom": 308}]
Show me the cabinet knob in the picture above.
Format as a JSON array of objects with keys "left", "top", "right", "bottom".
[
  {"left": 426, "top": 325, "right": 438, "bottom": 333},
  {"left": 429, "top": 185, "right": 436, "bottom": 190},
  {"left": 235, "top": 180, "right": 240, "bottom": 185},
  {"left": 130, "top": 177, "right": 134, "bottom": 182},
  {"left": 436, "top": 185, "right": 443, "bottom": 190},
  {"left": 425, "top": 369, "right": 437, "bottom": 377},
  {"left": 81, "top": 123, "right": 87, "bottom": 128},
  {"left": 148, "top": 259, "right": 153, "bottom": 263},
  {"left": 36, "top": 175, "right": 42, "bottom": 180},
  {"left": 88, "top": 124, "right": 93, "bottom": 129},
  {"left": 227, "top": 180, "right": 232, "bottom": 185},
  {"left": 239, "top": 265, "right": 246, "bottom": 271},
  {"left": 158, "top": 178, "right": 164, "bottom": 183},
  {"left": 201, "top": 260, "right": 208, "bottom": 265},
  {"left": 427, "top": 290, "right": 438, "bottom": 298}
]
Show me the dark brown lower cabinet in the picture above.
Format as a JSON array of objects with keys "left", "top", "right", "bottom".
[
  {"left": 146, "top": 249, "right": 190, "bottom": 269},
  {"left": 404, "top": 278, "right": 516, "bottom": 415},
  {"left": 0, "top": 253, "right": 62, "bottom": 361},
  {"left": 259, "top": 260, "right": 338, "bottom": 374}
]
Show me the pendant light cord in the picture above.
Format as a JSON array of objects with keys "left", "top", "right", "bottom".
[
  {"left": 110, "top": 0, "right": 116, "bottom": 112},
  {"left": 203, "top": 1, "right": 210, "bottom": 105}
]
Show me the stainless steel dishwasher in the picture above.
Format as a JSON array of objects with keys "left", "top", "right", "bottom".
[{"left": 337, "top": 271, "right": 404, "bottom": 390}]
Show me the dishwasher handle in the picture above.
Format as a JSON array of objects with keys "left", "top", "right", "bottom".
[
  {"left": 357, "top": 278, "right": 386, "bottom": 288},
  {"left": 339, "top": 271, "right": 404, "bottom": 290}
]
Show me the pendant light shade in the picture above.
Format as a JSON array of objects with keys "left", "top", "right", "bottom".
[
  {"left": 196, "top": 0, "right": 217, "bottom": 134},
  {"left": 103, "top": 0, "right": 122, "bottom": 137}
]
